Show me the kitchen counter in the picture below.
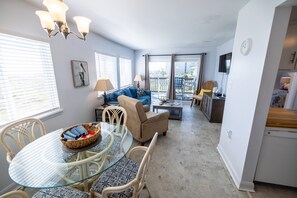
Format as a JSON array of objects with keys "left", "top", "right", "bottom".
[{"left": 266, "top": 108, "right": 297, "bottom": 128}]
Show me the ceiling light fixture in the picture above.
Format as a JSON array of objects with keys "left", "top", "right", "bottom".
[{"left": 36, "top": 0, "right": 91, "bottom": 40}]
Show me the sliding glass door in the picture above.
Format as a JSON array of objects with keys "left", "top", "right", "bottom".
[
  {"left": 174, "top": 56, "right": 200, "bottom": 100},
  {"left": 149, "top": 56, "right": 171, "bottom": 101},
  {"left": 148, "top": 55, "right": 201, "bottom": 101}
]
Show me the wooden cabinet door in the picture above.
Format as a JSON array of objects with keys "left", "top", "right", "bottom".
[{"left": 202, "top": 94, "right": 211, "bottom": 120}]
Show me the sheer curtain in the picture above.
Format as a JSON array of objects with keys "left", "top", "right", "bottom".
[
  {"left": 196, "top": 54, "right": 205, "bottom": 94},
  {"left": 144, "top": 54, "right": 150, "bottom": 90}
]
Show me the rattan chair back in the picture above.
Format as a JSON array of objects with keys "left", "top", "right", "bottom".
[{"left": 0, "top": 118, "right": 46, "bottom": 164}]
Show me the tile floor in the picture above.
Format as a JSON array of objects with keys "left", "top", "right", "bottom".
[
  {"left": 25, "top": 102, "right": 297, "bottom": 197},
  {"left": 143, "top": 102, "right": 297, "bottom": 198}
]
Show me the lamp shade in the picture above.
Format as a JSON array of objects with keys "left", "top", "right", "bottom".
[
  {"left": 43, "top": 0, "right": 68, "bottom": 23},
  {"left": 73, "top": 16, "right": 91, "bottom": 34},
  {"left": 280, "top": 77, "right": 290, "bottom": 84},
  {"left": 35, "top": 11, "right": 55, "bottom": 30},
  {"left": 94, "top": 79, "right": 114, "bottom": 92},
  {"left": 134, "top": 74, "right": 142, "bottom": 82}
]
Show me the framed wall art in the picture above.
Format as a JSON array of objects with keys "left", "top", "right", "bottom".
[{"left": 71, "top": 60, "right": 89, "bottom": 87}]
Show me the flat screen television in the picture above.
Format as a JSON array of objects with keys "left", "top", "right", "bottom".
[{"left": 219, "top": 52, "right": 232, "bottom": 73}]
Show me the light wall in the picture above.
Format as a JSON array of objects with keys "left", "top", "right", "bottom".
[
  {"left": 217, "top": 0, "right": 291, "bottom": 191},
  {"left": 0, "top": 0, "right": 134, "bottom": 192},
  {"left": 213, "top": 39, "right": 234, "bottom": 95},
  {"left": 134, "top": 47, "right": 217, "bottom": 88}
]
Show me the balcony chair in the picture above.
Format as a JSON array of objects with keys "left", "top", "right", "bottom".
[
  {"left": 190, "top": 81, "right": 217, "bottom": 109},
  {"left": 90, "top": 132, "right": 158, "bottom": 198},
  {"left": 118, "top": 95, "right": 169, "bottom": 145}
]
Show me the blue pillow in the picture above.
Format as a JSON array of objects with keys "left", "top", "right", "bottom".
[
  {"left": 123, "top": 88, "right": 133, "bottom": 98},
  {"left": 114, "top": 90, "right": 124, "bottom": 101},
  {"left": 129, "top": 87, "right": 137, "bottom": 98}
]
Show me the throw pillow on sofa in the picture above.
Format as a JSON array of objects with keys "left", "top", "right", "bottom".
[{"left": 137, "top": 88, "right": 146, "bottom": 97}]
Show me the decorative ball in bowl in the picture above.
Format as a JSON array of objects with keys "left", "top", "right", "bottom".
[
  {"left": 159, "top": 97, "right": 169, "bottom": 103},
  {"left": 61, "top": 123, "right": 101, "bottom": 149}
]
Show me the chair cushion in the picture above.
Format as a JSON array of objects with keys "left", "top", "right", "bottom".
[
  {"left": 33, "top": 187, "right": 88, "bottom": 198},
  {"left": 198, "top": 89, "right": 211, "bottom": 97},
  {"left": 91, "top": 157, "right": 139, "bottom": 198}
]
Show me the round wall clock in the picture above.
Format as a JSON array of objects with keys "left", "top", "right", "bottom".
[{"left": 240, "top": 38, "right": 252, "bottom": 56}]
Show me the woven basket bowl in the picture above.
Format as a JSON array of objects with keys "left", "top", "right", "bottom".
[{"left": 61, "top": 123, "right": 101, "bottom": 149}]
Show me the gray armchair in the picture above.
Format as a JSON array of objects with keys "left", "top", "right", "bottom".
[{"left": 118, "top": 95, "right": 169, "bottom": 145}]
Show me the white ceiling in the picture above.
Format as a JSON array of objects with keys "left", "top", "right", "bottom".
[{"left": 27, "top": 0, "right": 249, "bottom": 50}]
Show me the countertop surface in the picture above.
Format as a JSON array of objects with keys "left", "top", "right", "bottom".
[{"left": 266, "top": 108, "right": 297, "bottom": 128}]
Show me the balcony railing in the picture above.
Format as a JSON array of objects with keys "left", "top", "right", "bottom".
[{"left": 149, "top": 77, "right": 195, "bottom": 100}]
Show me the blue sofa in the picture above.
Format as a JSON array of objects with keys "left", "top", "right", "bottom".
[{"left": 106, "top": 86, "right": 151, "bottom": 105}]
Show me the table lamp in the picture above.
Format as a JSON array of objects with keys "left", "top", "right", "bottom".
[
  {"left": 280, "top": 77, "right": 291, "bottom": 90},
  {"left": 94, "top": 78, "right": 114, "bottom": 106},
  {"left": 134, "top": 74, "right": 142, "bottom": 88}
]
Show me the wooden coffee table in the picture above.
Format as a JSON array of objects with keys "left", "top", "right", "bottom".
[{"left": 152, "top": 100, "right": 183, "bottom": 120}]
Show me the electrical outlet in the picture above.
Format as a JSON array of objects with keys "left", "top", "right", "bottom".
[{"left": 227, "top": 130, "right": 232, "bottom": 139}]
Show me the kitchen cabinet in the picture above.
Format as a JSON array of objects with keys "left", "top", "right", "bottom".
[
  {"left": 279, "top": 24, "right": 297, "bottom": 70},
  {"left": 201, "top": 93, "right": 225, "bottom": 123},
  {"left": 255, "top": 127, "right": 297, "bottom": 188}
]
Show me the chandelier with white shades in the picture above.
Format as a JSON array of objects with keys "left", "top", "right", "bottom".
[{"left": 36, "top": 0, "right": 91, "bottom": 40}]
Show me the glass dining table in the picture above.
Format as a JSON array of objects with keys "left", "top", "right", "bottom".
[{"left": 8, "top": 122, "right": 133, "bottom": 191}]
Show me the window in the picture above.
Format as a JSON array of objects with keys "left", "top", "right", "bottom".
[
  {"left": 119, "top": 58, "right": 132, "bottom": 87},
  {"left": 95, "top": 53, "right": 118, "bottom": 89},
  {"left": 0, "top": 33, "right": 60, "bottom": 125}
]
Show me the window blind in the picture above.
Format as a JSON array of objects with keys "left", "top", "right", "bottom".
[
  {"left": 0, "top": 33, "right": 60, "bottom": 126},
  {"left": 119, "top": 58, "right": 132, "bottom": 87},
  {"left": 95, "top": 53, "right": 118, "bottom": 89}
]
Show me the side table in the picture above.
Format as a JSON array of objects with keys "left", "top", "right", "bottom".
[{"left": 95, "top": 106, "right": 105, "bottom": 122}]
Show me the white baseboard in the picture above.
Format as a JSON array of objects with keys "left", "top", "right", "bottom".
[
  {"left": 217, "top": 144, "right": 255, "bottom": 192},
  {"left": 239, "top": 181, "right": 255, "bottom": 192},
  {"left": 0, "top": 182, "right": 17, "bottom": 195},
  {"left": 217, "top": 144, "right": 241, "bottom": 188}
]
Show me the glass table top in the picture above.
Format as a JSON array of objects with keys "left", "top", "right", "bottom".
[{"left": 9, "top": 122, "right": 133, "bottom": 189}]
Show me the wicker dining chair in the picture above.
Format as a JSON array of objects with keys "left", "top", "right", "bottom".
[
  {"left": 102, "top": 106, "right": 127, "bottom": 136},
  {"left": 90, "top": 132, "right": 158, "bottom": 198},
  {"left": 0, "top": 117, "right": 46, "bottom": 164},
  {"left": 0, "top": 190, "right": 29, "bottom": 198}
]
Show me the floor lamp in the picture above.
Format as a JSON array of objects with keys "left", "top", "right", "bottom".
[{"left": 94, "top": 79, "right": 114, "bottom": 106}]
